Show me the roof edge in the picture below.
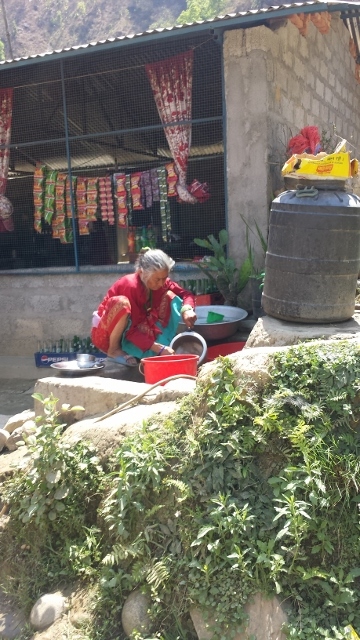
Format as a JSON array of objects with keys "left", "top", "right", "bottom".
[{"left": 0, "top": 1, "right": 358, "bottom": 70}]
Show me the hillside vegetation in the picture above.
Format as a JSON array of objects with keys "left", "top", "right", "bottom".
[
  {"left": 2, "top": 341, "right": 360, "bottom": 638},
  {"left": 0, "top": 0, "right": 259, "bottom": 60}
]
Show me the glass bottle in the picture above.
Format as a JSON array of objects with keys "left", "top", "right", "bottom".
[
  {"left": 135, "top": 228, "right": 142, "bottom": 253},
  {"left": 147, "top": 224, "right": 156, "bottom": 249},
  {"left": 141, "top": 225, "right": 148, "bottom": 248},
  {"left": 127, "top": 227, "right": 135, "bottom": 253}
]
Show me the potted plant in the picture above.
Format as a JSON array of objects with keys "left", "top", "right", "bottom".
[
  {"left": 193, "top": 229, "right": 252, "bottom": 307},
  {"left": 242, "top": 217, "right": 268, "bottom": 319}
]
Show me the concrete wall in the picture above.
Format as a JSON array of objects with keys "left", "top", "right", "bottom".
[
  {"left": 1, "top": 272, "right": 118, "bottom": 356},
  {"left": 0, "top": 265, "right": 205, "bottom": 356},
  {"left": 224, "top": 13, "right": 360, "bottom": 271}
]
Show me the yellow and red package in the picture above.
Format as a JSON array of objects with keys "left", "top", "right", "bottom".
[
  {"left": 130, "top": 172, "right": 144, "bottom": 210},
  {"left": 115, "top": 173, "right": 128, "bottom": 227},
  {"left": 165, "top": 162, "right": 178, "bottom": 197},
  {"left": 33, "top": 165, "right": 46, "bottom": 217},
  {"left": 98, "top": 176, "right": 115, "bottom": 224}
]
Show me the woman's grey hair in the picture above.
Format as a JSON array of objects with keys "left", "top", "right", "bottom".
[{"left": 135, "top": 249, "right": 175, "bottom": 282}]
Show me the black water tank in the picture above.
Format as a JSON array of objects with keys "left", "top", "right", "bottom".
[{"left": 262, "top": 188, "right": 360, "bottom": 323}]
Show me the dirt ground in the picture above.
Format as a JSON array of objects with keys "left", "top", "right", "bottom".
[{"left": 0, "top": 379, "right": 37, "bottom": 426}]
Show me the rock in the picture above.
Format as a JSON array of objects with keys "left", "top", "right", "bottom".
[
  {"left": 0, "top": 429, "right": 9, "bottom": 452},
  {"left": 190, "top": 607, "right": 213, "bottom": 640},
  {"left": 198, "top": 346, "right": 280, "bottom": 394},
  {"left": 30, "top": 591, "right": 68, "bottom": 630},
  {"left": 4, "top": 410, "right": 35, "bottom": 434},
  {"left": 244, "top": 591, "right": 287, "bottom": 640},
  {"left": 160, "top": 377, "right": 197, "bottom": 399},
  {"left": 121, "top": 590, "right": 152, "bottom": 637},
  {"left": 0, "top": 447, "right": 30, "bottom": 482},
  {"left": 21, "top": 419, "right": 37, "bottom": 436},
  {"left": 6, "top": 432, "right": 24, "bottom": 452},
  {"left": 63, "top": 401, "right": 179, "bottom": 460},
  {"left": 246, "top": 313, "right": 360, "bottom": 349},
  {"left": 190, "top": 592, "right": 287, "bottom": 640}
]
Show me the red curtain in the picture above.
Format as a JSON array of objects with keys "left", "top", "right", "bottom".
[
  {"left": 0, "top": 88, "right": 14, "bottom": 232},
  {"left": 145, "top": 50, "right": 197, "bottom": 204}
]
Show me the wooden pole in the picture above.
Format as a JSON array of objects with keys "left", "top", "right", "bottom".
[{"left": 0, "top": 0, "right": 13, "bottom": 59}]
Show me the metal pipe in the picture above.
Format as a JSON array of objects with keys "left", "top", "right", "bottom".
[
  {"left": 4, "top": 116, "right": 223, "bottom": 151},
  {"left": 60, "top": 59, "right": 79, "bottom": 272}
]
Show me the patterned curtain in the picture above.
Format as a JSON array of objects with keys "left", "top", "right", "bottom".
[
  {"left": 0, "top": 88, "right": 14, "bottom": 232},
  {"left": 145, "top": 50, "right": 197, "bottom": 204}
]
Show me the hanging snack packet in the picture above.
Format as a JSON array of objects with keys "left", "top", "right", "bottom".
[
  {"left": 78, "top": 219, "right": 90, "bottom": 235},
  {"left": 76, "top": 177, "right": 88, "bottom": 220},
  {"left": 157, "top": 166, "right": 171, "bottom": 241},
  {"left": 44, "top": 170, "right": 57, "bottom": 224},
  {"left": 86, "top": 177, "right": 99, "bottom": 222},
  {"left": 165, "top": 162, "right": 178, "bottom": 197},
  {"left": 99, "top": 176, "right": 115, "bottom": 224},
  {"left": 130, "top": 172, "right": 144, "bottom": 210},
  {"left": 55, "top": 173, "right": 67, "bottom": 215},
  {"left": 33, "top": 165, "right": 46, "bottom": 215},
  {"left": 114, "top": 173, "right": 128, "bottom": 227},
  {"left": 65, "top": 175, "right": 77, "bottom": 218}
]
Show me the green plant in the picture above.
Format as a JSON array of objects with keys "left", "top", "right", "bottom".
[
  {"left": 193, "top": 229, "right": 251, "bottom": 306},
  {"left": 94, "top": 342, "right": 360, "bottom": 639},
  {"left": 240, "top": 215, "right": 268, "bottom": 287},
  {"left": 2, "top": 393, "right": 104, "bottom": 600},
  {"left": 321, "top": 124, "right": 338, "bottom": 154},
  {"left": 4, "top": 341, "right": 360, "bottom": 639}
]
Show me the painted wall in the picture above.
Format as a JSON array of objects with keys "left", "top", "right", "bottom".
[{"left": 224, "top": 13, "right": 360, "bottom": 273}]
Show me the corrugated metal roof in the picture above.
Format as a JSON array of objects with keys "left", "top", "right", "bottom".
[{"left": 2, "top": 1, "right": 360, "bottom": 68}]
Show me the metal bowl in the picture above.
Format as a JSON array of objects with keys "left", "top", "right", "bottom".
[
  {"left": 170, "top": 330, "right": 208, "bottom": 365},
  {"left": 178, "top": 305, "right": 248, "bottom": 341},
  {"left": 76, "top": 353, "right": 97, "bottom": 369}
]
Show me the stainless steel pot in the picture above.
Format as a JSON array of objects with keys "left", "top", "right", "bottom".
[
  {"left": 177, "top": 305, "right": 248, "bottom": 341},
  {"left": 170, "top": 330, "right": 207, "bottom": 365}
]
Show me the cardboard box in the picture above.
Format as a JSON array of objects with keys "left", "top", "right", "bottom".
[
  {"left": 34, "top": 352, "right": 106, "bottom": 368},
  {"left": 282, "top": 151, "right": 356, "bottom": 180}
]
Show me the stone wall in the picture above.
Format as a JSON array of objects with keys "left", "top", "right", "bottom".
[
  {"left": 224, "top": 13, "right": 360, "bottom": 270},
  {"left": 1, "top": 272, "right": 118, "bottom": 356}
]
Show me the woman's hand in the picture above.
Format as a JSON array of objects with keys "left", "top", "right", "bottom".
[
  {"left": 151, "top": 343, "right": 175, "bottom": 356},
  {"left": 182, "top": 308, "right": 197, "bottom": 329}
]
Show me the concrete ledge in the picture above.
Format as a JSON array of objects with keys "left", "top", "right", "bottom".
[
  {"left": 63, "top": 401, "right": 179, "bottom": 460},
  {"left": 246, "top": 313, "right": 360, "bottom": 348},
  {"left": 34, "top": 376, "right": 197, "bottom": 421}
]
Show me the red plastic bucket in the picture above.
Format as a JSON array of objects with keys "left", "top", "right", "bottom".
[
  {"left": 206, "top": 341, "right": 246, "bottom": 362},
  {"left": 139, "top": 354, "right": 199, "bottom": 384}
]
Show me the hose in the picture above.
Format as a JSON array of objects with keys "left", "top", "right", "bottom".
[{"left": 94, "top": 374, "right": 197, "bottom": 423}]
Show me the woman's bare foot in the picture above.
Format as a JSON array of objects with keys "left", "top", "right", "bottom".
[{"left": 107, "top": 349, "right": 137, "bottom": 366}]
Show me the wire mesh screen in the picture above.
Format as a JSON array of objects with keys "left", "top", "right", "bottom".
[{"left": 0, "top": 35, "right": 225, "bottom": 271}]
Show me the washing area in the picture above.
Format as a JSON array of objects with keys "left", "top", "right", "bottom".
[{"left": 0, "top": 309, "right": 254, "bottom": 427}]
